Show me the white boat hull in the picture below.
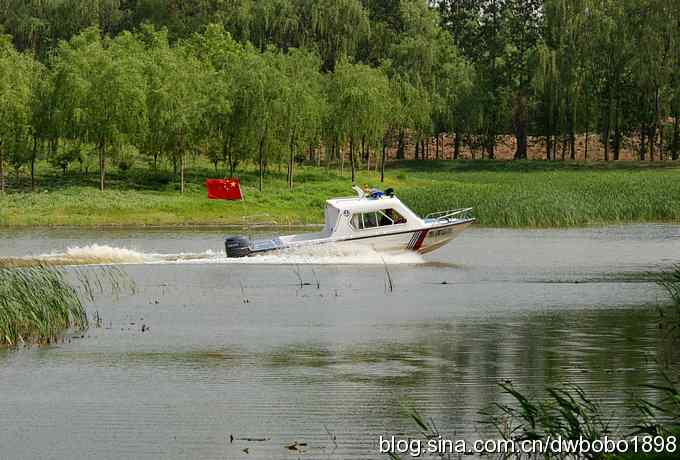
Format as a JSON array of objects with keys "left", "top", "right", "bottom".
[{"left": 240, "top": 219, "right": 474, "bottom": 257}]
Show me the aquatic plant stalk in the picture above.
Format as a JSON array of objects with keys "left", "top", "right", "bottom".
[{"left": 0, "top": 264, "right": 87, "bottom": 345}]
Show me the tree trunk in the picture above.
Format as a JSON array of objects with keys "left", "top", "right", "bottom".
[
  {"left": 603, "top": 101, "right": 611, "bottom": 162},
  {"left": 31, "top": 136, "right": 37, "bottom": 192},
  {"left": 653, "top": 86, "right": 661, "bottom": 161},
  {"left": 613, "top": 127, "right": 621, "bottom": 161},
  {"left": 0, "top": 142, "right": 4, "bottom": 194},
  {"left": 397, "top": 130, "right": 405, "bottom": 159},
  {"left": 613, "top": 97, "right": 621, "bottom": 161},
  {"left": 349, "top": 137, "right": 356, "bottom": 183},
  {"left": 414, "top": 139, "right": 419, "bottom": 160},
  {"left": 487, "top": 131, "right": 496, "bottom": 160},
  {"left": 380, "top": 138, "right": 387, "bottom": 183},
  {"left": 99, "top": 141, "right": 106, "bottom": 191},
  {"left": 584, "top": 129, "right": 589, "bottom": 161},
  {"left": 258, "top": 136, "right": 265, "bottom": 192},
  {"left": 449, "top": 132, "right": 457, "bottom": 160},
  {"left": 288, "top": 136, "right": 294, "bottom": 189},
  {"left": 672, "top": 112, "right": 679, "bottom": 160},
  {"left": 649, "top": 125, "right": 657, "bottom": 161},
  {"left": 421, "top": 140, "right": 425, "bottom": 160},
  {"left": 329, "top": 139, "right": 336, "bottom": 168},
  {"left": 640, "top": 126, "right": 647, "bottom": 160},
  {"left": 544, "top": 138, "right": 548, "bottom": 161},
  {"left": 340, "top": 145, "right": 344, "bottom": 176},
  {"left": 180, "top": 152, "right": 185, "bottom": 194},
  {"left": 512, "top": 91, "right": 528, "bottom": 160}
]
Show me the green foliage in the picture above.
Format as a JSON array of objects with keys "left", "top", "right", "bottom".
[
  {"left": 489, "top": 383, "right": 610, "bottom": 452},
  {"left": 328, "top": 58, "right": 391, "bottom": 179},
  {"left": 0, "top": 0, "right": 678, "bottom": 202},
  {"left": 0, "top": 264, "right": 87, "bottom": 346},
  {"left": 1, "top": 159, "right": 679, "bottom": 227},
  {"left": 0, "top": 35, "right": 39, "bottom": 191}
]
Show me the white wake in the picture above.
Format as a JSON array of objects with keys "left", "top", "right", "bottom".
[{"left": 15, "top": 243, "right": 424, "bottom": 267}]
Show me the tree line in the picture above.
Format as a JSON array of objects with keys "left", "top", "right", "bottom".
[{"left": 0, "top": 0, "right": 679, "bottom": 193}]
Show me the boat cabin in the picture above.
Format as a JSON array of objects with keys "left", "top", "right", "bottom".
[
  {"left": 321, "top": 190, "right": 423, "bottom": 239},
  {"left": 276, "top": 189, "right": 423, "bottom": 246}
]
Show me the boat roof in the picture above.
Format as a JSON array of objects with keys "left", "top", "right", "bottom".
[{"left": 326, "top": 195, "right": 406, "bottom": 212}]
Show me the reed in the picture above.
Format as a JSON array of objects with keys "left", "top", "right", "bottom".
[
  {"left": 485, "top": 383, "right": 610, "bottom": 458},
  {"left": 658, "top": 265, "right": 680, "bottom": 306},
  {"left": 0, "top": 264, "right": 87, "bottom": 345}
]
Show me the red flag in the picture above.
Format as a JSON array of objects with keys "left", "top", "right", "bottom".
[{"left": 206, "top": 178, "right": 243, "bottom": 200}]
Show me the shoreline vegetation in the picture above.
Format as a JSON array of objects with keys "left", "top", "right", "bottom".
[
  {"left": 0, "top": 1, "right": 679, "bottom": 202},
  {"left": 0, "top": 264, "right": 87, "bottom": 346},
  {"left": 1, "top": 160, "right": 679, "bottom": 228},
  {"left": 0, "top": 264, "right": 130, "bottom": 347}
]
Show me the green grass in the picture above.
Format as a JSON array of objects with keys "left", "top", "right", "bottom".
[
  {"left": 0, "top": 264, "right": 87, "bottom": 345},
  {"left": 1, "top": 159, "right": 679, "bottom": 227}
]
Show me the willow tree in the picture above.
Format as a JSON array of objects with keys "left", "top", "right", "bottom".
[
  {"left": 307, "top": 0, "right": 370, "bottom": 71},
  {"left": 270, "top": 48, "right": 325, "bottom": 188},
  {"left": 227, "top": 45, "right": 283, "bottom": 191},
  {"left": 187, "top": 24, "right": 240, "bottom": 175},
  {"left": 432, "top": 34, "right": 475, "bottom": 160},
  {"left": 28, "top": 61, "right": 52, "bottom": 190},
  {"left": 387, "top": 73, "right": 431, "bottom": 160},
  {"left": 143, "top": 29, "right": 209, "bottom": 192},
  {"left": 328, "top": 59, "right": 391, "bottom": 182},
  {"left": 0, "top": 35, "right": 38, "bottom": 193},
  {"left": 503, "top": 0, "right": 542, "bottom": 160},
  {"left": 671, "top": 0, "right": 680, "bottom": 160},
  {"left": 52, "top": 28, "right": 148, "bottom": 191},
  {"left": 628, "top": 0, "right": 677, "bottom": 161}
]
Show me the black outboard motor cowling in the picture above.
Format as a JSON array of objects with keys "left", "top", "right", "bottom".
[{"left": 225, "top": 236, "right": 252, "bottom": 258}]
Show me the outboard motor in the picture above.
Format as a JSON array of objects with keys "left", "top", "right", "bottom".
[{"left": 225, "top": 236, "right": 252, "bottom": 258}]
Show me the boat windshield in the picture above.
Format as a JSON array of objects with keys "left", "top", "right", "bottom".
[{"left": 351, "top": 209, "right": 406, "bottom": 230}]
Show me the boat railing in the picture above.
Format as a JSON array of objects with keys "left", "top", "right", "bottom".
[{"left": 424, "top": 208, "right": 474, "bottom": 222}]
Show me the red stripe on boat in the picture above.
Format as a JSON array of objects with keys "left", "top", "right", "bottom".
[
  {"left": 413, "top": 230, "right": 429, "bottom": 251},
  {"left": 407, "top": 232, "right": 418, "bottom": 249}
]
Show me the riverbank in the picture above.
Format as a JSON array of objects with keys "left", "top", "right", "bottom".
[{"left": 1, "top": 160, "right": 679, "bottom": 227}]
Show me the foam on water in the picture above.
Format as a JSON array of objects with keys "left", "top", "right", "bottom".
[{"left": 18, "top": 243, "right": 424, "bottom": 267}]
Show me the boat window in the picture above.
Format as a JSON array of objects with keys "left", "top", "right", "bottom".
[
  {"left": 363, "top": 212, "right": 378, "bottom": 228},
  {"left": 379, "top": 209, "right": 406, "bottom": 225},
  {"left": 351, "top": 209, "right": 406, "bottom": 230}
]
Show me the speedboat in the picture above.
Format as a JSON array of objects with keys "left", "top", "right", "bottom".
[{"left": 224, "top": 186, "right": 475, "bottom": 257}]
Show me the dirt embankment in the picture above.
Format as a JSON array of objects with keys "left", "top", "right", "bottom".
[{"left": 389, "top": 133, "right": 678, "bottom": 161}]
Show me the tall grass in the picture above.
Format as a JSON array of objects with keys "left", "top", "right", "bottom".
[
  {"left": 658, "top": 265, "right": 680, "bottom": 305},
  {"left": 399, "top": 167, "right": 680, "bottom": 227},
  {"left": 1, "top": 160, "right": 679, "bottom": 227},
  {"left": 0, "top": 264, "right": 86, "bottom": 345},
  {"left": 486, "top": 383, "right": 610, "bottom": 457},
  {"left": 0, "top": 264, "right": 129, "bottom": 346}
]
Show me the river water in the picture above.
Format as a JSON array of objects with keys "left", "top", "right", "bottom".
[{"left": 1, "top": 225, "right": 679, "bottom": 459}]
